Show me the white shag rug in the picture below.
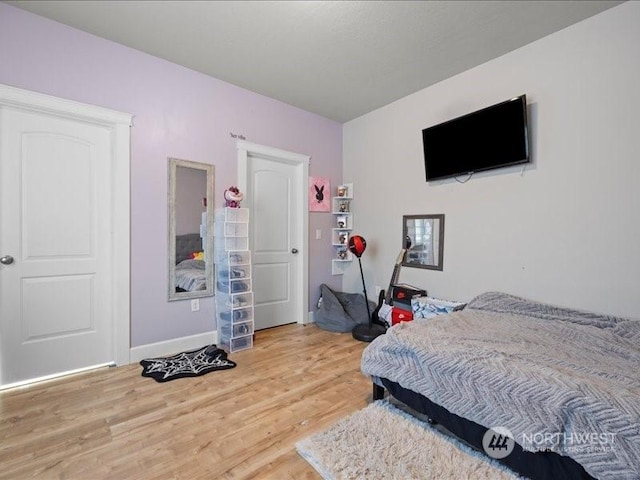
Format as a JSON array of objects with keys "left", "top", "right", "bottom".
[{"left": 296, "top": 400, "right": 520, "bottom": 480}]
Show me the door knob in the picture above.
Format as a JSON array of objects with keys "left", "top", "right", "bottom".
[
  {"left": 291, "top": 248, "right": 299, "bottom": 254},
  {"left": 0, "top": 255, "right": 14, "bottom": 265}
]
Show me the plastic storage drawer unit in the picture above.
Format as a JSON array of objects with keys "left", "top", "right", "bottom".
[{"left": 215, "top": 207, "right": 254, "bottom": 353}]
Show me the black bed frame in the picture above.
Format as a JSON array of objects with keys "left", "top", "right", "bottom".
[{"left": 373, "top": 379, "right": 595, "bottom": 480}]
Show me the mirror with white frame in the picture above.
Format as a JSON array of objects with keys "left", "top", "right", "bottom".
[
  {"left": 402, "top": 214, "right": 445, "bottom": 271},
  {"left": 168, "top": 157, "right": 215, "bottom": 301}
]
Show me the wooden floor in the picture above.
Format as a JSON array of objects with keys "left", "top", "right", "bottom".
[{"left": 0, "top": 324, "right": 372, "bottom": 479}]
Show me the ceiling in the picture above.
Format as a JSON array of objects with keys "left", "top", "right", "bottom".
[{"left": 7, "top": 0, "right": 623, "bottom": 123}]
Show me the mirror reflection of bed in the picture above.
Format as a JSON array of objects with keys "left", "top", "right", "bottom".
[
  {"left": 168, "top": 157, "right": 214, "bottom": 301},
  {"left": 406, "top": 243, "right": 432, "bottom": 266},
  {"left": 174, "top": 233, "right": 206, "bottom": 293}
]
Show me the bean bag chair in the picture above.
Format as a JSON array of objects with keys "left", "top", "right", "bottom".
[{"left": 315, "top": 283, "right": 376, "bottom": 333}]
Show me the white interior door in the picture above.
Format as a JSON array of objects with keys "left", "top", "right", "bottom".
[
  {"left": 237, "top": 141, "right": 309, "bottom": 330},
  {"left": 0, "top": 85, "right": 131, "bottom": 388}
]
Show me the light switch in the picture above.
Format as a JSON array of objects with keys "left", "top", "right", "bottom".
[{"left": 316, "top": 229, "right": 322, "bottom": 240}]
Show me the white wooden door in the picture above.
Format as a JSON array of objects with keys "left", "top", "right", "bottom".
[
  {"left": 237, "top": 142, "right": 309, "bottom": 330},
  {"left": 0, "top": 86, "right": 131, "bottom": 387}
]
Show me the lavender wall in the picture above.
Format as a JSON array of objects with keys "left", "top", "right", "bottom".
[{"left": 0, "top": 3, "right": 343, "bottom": 347}]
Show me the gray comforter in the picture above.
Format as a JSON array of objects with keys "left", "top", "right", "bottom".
[
  {"left": 361, "top": 292, "right": 640, "bottom": 479},
  {"left": 174, "top": 259, "right": 206, "bottom": 291}
]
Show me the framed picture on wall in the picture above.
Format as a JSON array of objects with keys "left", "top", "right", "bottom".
[{"left": 309, "top": 177, "right": 330, "bottom": 212}]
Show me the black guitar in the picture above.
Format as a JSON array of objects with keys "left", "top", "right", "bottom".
[
  {"left": 372, "top": 249, "right": 406, "bottom": 327},
  {"left": 371, "top": 290, "right": 386, "bottom": 327}
]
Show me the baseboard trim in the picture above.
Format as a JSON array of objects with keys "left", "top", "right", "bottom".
[
  {"left": 129, "top": 331, "right": 218, "bottom": 362},
  {"left": 300, "top": 310, "right": 315, "bottom": 325}
]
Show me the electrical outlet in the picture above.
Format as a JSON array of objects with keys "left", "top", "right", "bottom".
[
  {"left": 375, "top": 285, "right": 381, "bottom": 296},
  {"left": 316, "top": 229, "right": 322, "bottom": 240},
  {"left": 191, "top": 299, "right": 200, "bottom": 312}
]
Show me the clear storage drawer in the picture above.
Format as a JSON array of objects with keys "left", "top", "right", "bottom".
[
  {"left": 216, "top": 265, "right": 251, "bottom": 281},
  {"left": 216, "top": 207, "right": 249, "bottom": 223},
  {"left": 216, "top": 236, "right": 248, "bottom": 251},
  {"left": 218, "top": 306, "right": 253, "bottom": 324},
  {"left": 219, "top": 320, "right": 254, "bottom": 339},
  {"left": 214, "top": 221, "right": 249, "bottom": 237},
  {"left": 216, "top": 292, "right": 253, "bottom": 310},
  {"left": 214, "top": 250, "right": 251, "bottom": 266},
  {"left": 220, "top": 334, "right": 253, "bottom": 353},
  {"left": 216, "top": 277, "right": 251, "bottom": 295}
]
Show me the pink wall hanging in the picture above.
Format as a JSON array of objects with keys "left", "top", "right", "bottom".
[{"left": 309, "top": 177, "right": 330, "bottom": 212}]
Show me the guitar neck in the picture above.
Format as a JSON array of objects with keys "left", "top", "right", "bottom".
[{"left": 384, "top": 249, "right": 406, "bottom": 305}]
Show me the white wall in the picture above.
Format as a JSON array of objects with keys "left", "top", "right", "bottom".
[{"left": 343, "top": 2, "right": 640, "bottom": 319}]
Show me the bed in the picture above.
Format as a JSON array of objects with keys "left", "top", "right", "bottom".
[
  {"left": 174, "top": 233, "right": 207, "bottom": 292},
  {"left": 361, "top": 291, "right": 640, "bottom": 480}
]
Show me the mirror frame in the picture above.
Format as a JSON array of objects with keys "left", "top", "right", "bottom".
[
  {"left": 168, "top": 157, "right": 215, "bottom": 301},
  {"left": 402, "top": 214, "right": 445, "bottom": 271}
]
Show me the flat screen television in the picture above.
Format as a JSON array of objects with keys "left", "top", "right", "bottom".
[{"left": 422, "top": 95, "right": 529, "bottom": 181}]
